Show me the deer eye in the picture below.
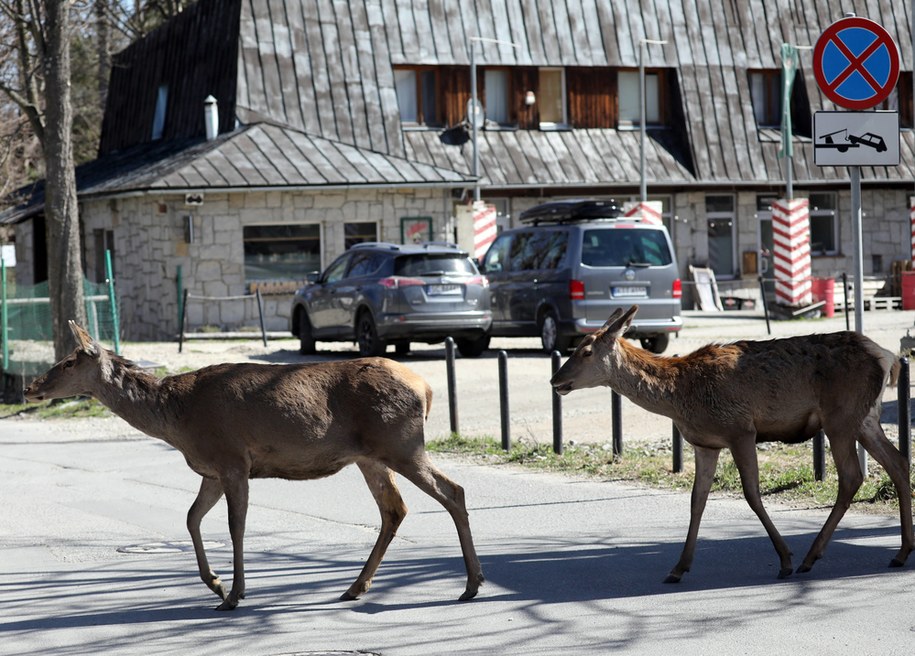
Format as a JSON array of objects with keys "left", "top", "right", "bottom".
[
  {"left": 582, "top": 348, "right": 593, "bottom": 357},
  {"left": 63, "top": 359, "right": 75, "bottom": 369}
]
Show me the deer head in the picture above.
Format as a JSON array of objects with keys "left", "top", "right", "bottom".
[
  {"left": 24, "top": 321, "right": 104, "bottom": 402},
  {"left": 550, "top": 305, "right": 639, "bottom": 395}
]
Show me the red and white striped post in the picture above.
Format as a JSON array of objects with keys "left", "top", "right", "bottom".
[
  {"left": 909, "top": 196, "right": 915, "bottom": 263},
  {"left": 622, "top": 200, "right": 663, "bottom": 225},
  {"left": 472, "top": 201, "right": 497, "bottom": 260},
  {"left": 771, "top": 198, "right": 812, "bottom": 307}
]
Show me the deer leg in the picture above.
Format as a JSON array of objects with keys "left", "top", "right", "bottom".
[
  {"left": 665, "top": 445, "right": 720, "bottom": 583},
  {"left": 798, "top": 434, "right": 863, "bottom": 573},
  {"left": 216, "top": 475, "right": 249, "bottom": 611},
  {"left": 394, "top": 454, "right": 484, "bottom": 601},
  {"left": 187, "top": 477, "right": 227, "bottom": 601},
  {"left": 857, "top": 415, "right": 914, "bottom": 567},
  {"left": 341, "top": 460, "right": 408, "bottom": 601},
  {"left": 729, "top": 439, "right": 793, "bottom": 578}
]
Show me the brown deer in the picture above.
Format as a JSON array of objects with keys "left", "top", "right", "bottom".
[
  {"left": 24, "top": 321, "right": 483, "bottom": 610},
  {"left": 551, "top": 305, "right": 913, "bottom": 583}
]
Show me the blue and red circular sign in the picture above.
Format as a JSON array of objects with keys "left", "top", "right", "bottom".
[{"left": 813, "top": 16, "right": 900, "bottom": 110}]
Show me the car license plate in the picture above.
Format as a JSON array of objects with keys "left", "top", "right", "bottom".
[
  {"left": 612, "top": 286, "right": 647, "bottom": 298},
  {"left": 427, "top": 284, "right": 461, "bottom": 296}
]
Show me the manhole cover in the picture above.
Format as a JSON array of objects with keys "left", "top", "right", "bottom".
[{"left": 117, "top": 540, "right": 224, "bottom": 554}]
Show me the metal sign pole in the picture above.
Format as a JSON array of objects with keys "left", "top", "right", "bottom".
[
  {"left": 850, "top": 165, "right": 868, "bottom": 475},
  {"left": 850, "top": 166, "right": 864, "bottom": 334}
]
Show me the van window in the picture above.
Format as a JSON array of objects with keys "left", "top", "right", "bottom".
[
  {"left": 508, "top": 230, "right": 569, "bottom": 271},
  {"left": 581, "top": 228, "right": 672, "bottom": 267},
  {"left": 482, "top": 234, "right": 512, "bottom": 273}
]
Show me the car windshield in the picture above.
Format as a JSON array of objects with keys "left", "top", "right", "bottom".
[
  {"left": 394, "top": 254, "right": 476, "bottom": 276},
  {"left": 581, "top": 228, "right": 672, "bottom": 267}
]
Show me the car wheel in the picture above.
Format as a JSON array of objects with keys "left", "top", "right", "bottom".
[
  {"left": 456, "top": 334, "right": 490, "bottom": 358},
  {"left": 540, "top": 311, "right": 571, "bottom": 354},
  {"left": 356, "top": 311, "right": 387, "bottom": 357},
  {"left": 297, "top": 311, "right": 317, "bottom": 355},
  {"left": 640, "top": 333, "right": 670, "bottom": 354}
]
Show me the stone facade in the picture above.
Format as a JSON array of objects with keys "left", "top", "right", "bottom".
[
  {"left": 13, "top": 185, "right": 913, "bottom": 340},
  {"left": 75, "top": 187, "right": 455, "bottom": 340}
]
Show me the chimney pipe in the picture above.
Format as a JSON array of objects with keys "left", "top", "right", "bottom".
[{"left": 204, "top": 95, "right": 218, "bottom": 141}]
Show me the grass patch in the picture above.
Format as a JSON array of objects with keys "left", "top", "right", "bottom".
[
  {"left": 428, "top": 434, "right": 912, "bottom": 515},
  {"left": 0, "top": 397, "right": 111, "bottom": 420}
]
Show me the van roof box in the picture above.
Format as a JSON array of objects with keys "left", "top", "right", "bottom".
[{"left": 519, "top": 199, "right": 623, "bottom": 225}]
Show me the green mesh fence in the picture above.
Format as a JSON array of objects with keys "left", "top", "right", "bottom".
[{"left": 1, "top": 277, "right": 118, "bottom": 377}]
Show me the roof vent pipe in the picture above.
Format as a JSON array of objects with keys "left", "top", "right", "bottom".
[{"left": 204, "top": 95, "right": 218, "bottom": 141}]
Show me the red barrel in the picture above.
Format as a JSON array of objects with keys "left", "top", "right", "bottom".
[
  {"left": 811, "top": 277, "right": 835, "bottom": 317},
  {"left": 902, "top": 271, "right": 915, "bottom": 310}
]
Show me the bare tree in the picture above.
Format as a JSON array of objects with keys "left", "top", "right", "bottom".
[{"left": 0, "top": 0, "right": 87, "bottom": 358}]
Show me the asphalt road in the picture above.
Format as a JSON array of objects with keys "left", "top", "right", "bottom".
[{"left": 2, "top": 415, "right": 914, "bottom": 655}]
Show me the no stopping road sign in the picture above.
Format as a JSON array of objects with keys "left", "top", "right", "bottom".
[{"left": 813, "top": 16, "right": 900, "bottom": 110}]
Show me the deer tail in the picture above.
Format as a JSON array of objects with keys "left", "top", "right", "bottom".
[{"left": 423, "top": 382, "right": 433, "bottom": 420}]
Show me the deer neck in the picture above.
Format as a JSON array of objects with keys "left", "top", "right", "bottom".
[
  {"left": 91, "top": 355, "right": 176, "bottom": 444},
  {"left": 607, "top": 340, "right": 679, "bottom": 416}
]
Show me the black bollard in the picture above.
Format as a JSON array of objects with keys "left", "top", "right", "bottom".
[
  {"left": 445, "top": 337, "right": 458, "bottom": 435},
  {"left": 672, "top": 423, "right": 683, "bottom": 473},
  {"left": 551, "top": 350, "right": 563, "bottom": 455},
  {"left": 611, "top": 390, "right": 623, "bottom": 456},
  {"left": 499, "top": 350, "right": 510, "bottom": 451},
  {"left": 899, "top": 357, "right": 911, "bottom": 466},
  {"left": 813, "top": 430, "right": 826, "bottom": 482}
]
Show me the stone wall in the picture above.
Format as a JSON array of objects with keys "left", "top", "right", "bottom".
[{"left": 78, "top": 187, "right": 454, "bottom": 340}]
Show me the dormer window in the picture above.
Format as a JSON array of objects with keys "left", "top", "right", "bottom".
[
  {"left": 394, "top": 67, "right": 441, "bottom": 127},
  {"left": 749, "top": 70, "right": 781, "bottom": 128},
  {"left": 618, "top": 70, "right": 663, "bottom": 128},
  {"left": 484, "top": 69, "right": 511, "bottom": 125},
  {"left": 151, "top": 85, "right": 168, "bottom": 140},
  {"left": 538, "top": 68, "right": 567, "bottom": 129}
]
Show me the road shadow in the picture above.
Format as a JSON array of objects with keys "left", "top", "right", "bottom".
[{"left": 1, "top": 524, "right": 909, "bottom": 636}]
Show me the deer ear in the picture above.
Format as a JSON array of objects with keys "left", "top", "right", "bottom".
[
  {"left": 68, "top": 320, "right": 99, "bottom": 356},
  {"left": 602, "top": 305, "right": 639, "bottom": 338}
]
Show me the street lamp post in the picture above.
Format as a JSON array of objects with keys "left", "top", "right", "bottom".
[
  {"left": 468, "top": 36, "right": 519, "bottom": 203},
  {"left": 639, "top": 38, "right": 667, "bottom": 204}
]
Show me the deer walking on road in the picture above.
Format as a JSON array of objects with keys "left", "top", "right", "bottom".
[
  {"left": 25, "top": 321, "right": 484, "bottom": 610},
  {"left": 550, "top": 305, "right": 913, "bottom": 582}
]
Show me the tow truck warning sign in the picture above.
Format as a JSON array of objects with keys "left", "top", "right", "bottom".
[{"left": 813, "top": 111, "right": 899, "bottom": 166}]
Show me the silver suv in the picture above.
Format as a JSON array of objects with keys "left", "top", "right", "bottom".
[
  {"left": 290, "top": 242, "right": 492, "bottom": 357},
  {"left": 480, "top": 199, "right": 682, "bottom": 353}
]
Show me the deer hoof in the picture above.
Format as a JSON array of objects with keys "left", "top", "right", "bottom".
[
  {"left": 889, "top": 557, "right": 906, "bottom": 568},
  {"left": 215, "top": 598, "right": 238, "bottom": 611},
  {"left": 663, "top": 573, "right": 682, "bottom": 584},
  {"left": 459, "top": 587, "right": 478, "bottom": 601},
  {"left": 777, "top": 567, "right": 794, "bottom": 579}
]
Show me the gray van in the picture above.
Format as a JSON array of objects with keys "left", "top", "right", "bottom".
[{"left": 480, "top": 199, "right": 682, "bottom": 353}]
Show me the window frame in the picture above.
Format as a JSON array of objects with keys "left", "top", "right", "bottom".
[
  {"left": 344, "top": 222, "right": 378, "bottom": 250},
  {"left": 393, "top": 66, "right": 441, "bottom": 128},
  {"left": 749, "top": 69, "right": 782, "bottom": 128},
  {"left": 617, "top": 69, "right": 665, "bottom": 128},
  {"left": 808, "top": 192, "right": 838, "bottom": 256},
  {"left": 705, "top": 194, "right": 737, "bottom": 279},
  {"left": 242, "top": 223, "right": 322, "bottom": 283},
  {"left": 484, "top": 67, "right": 513, "bottom": 126},
  {"left": 538, "top": 67, "right": 568, "bottom": 130}
]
